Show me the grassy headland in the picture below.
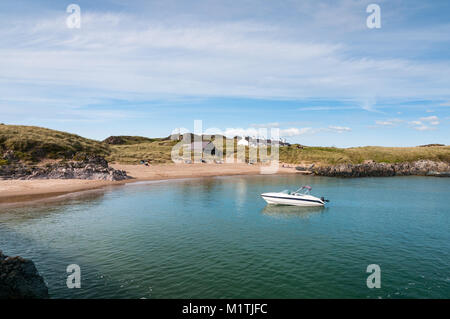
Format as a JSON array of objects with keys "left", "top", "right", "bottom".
[
  {"left": 0, "top": 124, "right": 109, "bottom": 163},
  {"left": 279, "top": 145, "right": 450, "bottom": 165}
]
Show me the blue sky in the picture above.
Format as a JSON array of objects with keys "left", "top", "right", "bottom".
[{"left": 0, "top": 0, "right": 449, "bottom": 147}]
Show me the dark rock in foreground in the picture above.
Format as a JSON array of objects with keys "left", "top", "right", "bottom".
[
  {"left": 314, "top": 160, "right": 450, "bottom": 177},
  {"left": 0, "top": 155, "right": 130, "bottom": 181},
  {"left": 0, "top": 251, "right": 49, "bottom": 299}
]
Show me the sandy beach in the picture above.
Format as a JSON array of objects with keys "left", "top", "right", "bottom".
[{"left": 0, "top": 163, "right": 300, "bottom": 204}]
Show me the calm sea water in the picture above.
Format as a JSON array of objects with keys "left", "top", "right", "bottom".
[{"left": 0, "top": 175, "right": 449, "bottom": 299}]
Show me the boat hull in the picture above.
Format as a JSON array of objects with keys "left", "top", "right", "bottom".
[{"left": 261, "top": 193, "right": 324, "bottom": 207}]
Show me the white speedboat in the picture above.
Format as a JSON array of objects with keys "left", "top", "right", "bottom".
[{"left": 261, "top": 186, "right": 328, "bottom": 207}]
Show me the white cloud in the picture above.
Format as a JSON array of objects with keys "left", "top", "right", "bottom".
[
  {"left": 279, "top": 127, "right": 312, "bottom": 137},
  {"left": 375, "top": 120, "right": 395, "bottom": 126},
  {"left": 408, "top": 115, "right": 440, "bottom": 131},
  {"left": 297, "top": 106, "right": 357, "bottom": 111},
  {"left": 374, "top": 118, "right": 404, "bottom": 126},
  {"left": 171, "top": 127, "right": 190, "bottom": 135},
  {"left": 420, "top": 115, "right": 440, "bottom": 125},
  {"left": 413, "top": 125, "right": 436, "bottom": 131},
  {"left": 223, "top": 128, "right": 259, "bottom": 138},
  {"left": 250, "top": 122, "right": 280, "bottom": 128},
  {"left": 1, "top": 7, "right": 450, "bottom": 113},
  {"left": 327, "top": 126, "right": 352, "bottom": 133},
  {"left": 222, "top": 127, "right": 313, "bottom": 138}
]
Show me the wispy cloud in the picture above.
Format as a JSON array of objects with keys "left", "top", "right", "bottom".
[
  {"left": 374, "top": 118, "right": 404, "bottom": 126},
  {"left": 297, "top": 106, "right": 357, "bottom": 111},
  {"left": 420, "top": 115, "right": 440, "bottom": 125},
  {"left": 279, "top": 127, "right": 313, "bottom": 137},
  {"left": 409, "top": 115, "right": 440, "bottom": 131},
  {"left": 327, "top": 126, "right": 352, "bottom": 133},
  {"left": 250, "top": 122, "right": 280, "bottom": 128},
  {"left": 1, "top": 6, "right": 450, "bottom": 109},
  {"left": 413, "top": 125, "right": 437, "bottom": 131}
]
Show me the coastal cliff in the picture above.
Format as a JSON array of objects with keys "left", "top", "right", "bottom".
[
  {"left": 313, "top": 160, "right": 450, "bottom": 177},
  {"left": 0, "top": 251, "right": 49, "bottom": 299}
]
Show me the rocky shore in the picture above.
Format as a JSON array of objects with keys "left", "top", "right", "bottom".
[
  {"left": 313, "top": 160, "right": 450, "bottom": 177},
  {"left": 0, "top": 153, "right": 130, "bottom": 181},
  {"left": 0, "top": 251, "right": 49, "bottom": 299}
]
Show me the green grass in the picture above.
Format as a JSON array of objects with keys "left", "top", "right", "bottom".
[
  {"left": 103, "top": 135, "right": 165, "bottom": 145},
  {"left": 1, "top": 124, "right": 449, "bottom": 166},
  {"left": 0, "top": 125, "right": 110, "bottom": 162},
  {"left": 106, "top": 140, "right": 179, "bottom": 164},
  {"left": 279, "top": 145, "right": 450, "bottom": 165}
]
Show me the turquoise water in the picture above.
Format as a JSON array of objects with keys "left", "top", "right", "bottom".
[{"left": 0, "top": 175, "right": 449, "bottom": 299}]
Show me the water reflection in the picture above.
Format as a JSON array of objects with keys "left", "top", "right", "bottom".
[
  {"left": 0, "top": 189, "right": 107, "bottom": 224},
  {"left": 234, "top": 178, "right": 248, "bottom": 208},
  {"left": 261, "top": 204, "right": 325, "bottom": 219}
]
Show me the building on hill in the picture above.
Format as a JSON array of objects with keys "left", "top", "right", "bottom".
[{"left": 185, "top": 141, "right": 218, "bottom": 157}]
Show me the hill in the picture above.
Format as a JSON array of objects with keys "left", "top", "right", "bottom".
[
  {"left": 1, "top": 124, "right": 449, "bottom": 166},
  {"left": 279, "top": 145, "right": 450, "bottom": 165},
  {"left": 0, "top": 124, "right": 110, "bottom": 163},
  {"left": 103, "top": 135, "right": 164, "bottom": 145},
  {"left": 106, "top": 140, "right": 179, "bottom": 164}
]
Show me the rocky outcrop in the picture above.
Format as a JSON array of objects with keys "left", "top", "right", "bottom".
[
  {"left": 418, "top": 144, "right": 445, "bottom": 147},
  {"left": 0, "top": 155, "right": 130, "bottom": 181},
  {"left": 295, "top": 164, "right": 314, "bottom": 171},
  {"left": 314, "top": 160, "right": 450, "bottom": 177},
  {"left": 0, "top": 251, "right": 49, "bottom": 299}
]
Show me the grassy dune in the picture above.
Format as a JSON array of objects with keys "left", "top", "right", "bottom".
[
  {"left": 0, "top": 124, "right": 109, "bottom": 163},
  {"left": 1, "top": 124, "right": 449, "bottom": 166},
  {"left": 106, "top": 140, "right": 179, "bottom": 164},
  {"left": 279, "top": 145, "right": 450, "bottom": 165},
  {"left": 103, "top": 135, "right": 164, "bottom": 145}
]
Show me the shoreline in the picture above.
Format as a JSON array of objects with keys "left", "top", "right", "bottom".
[
  {"left": 2, "top": 160, "right": 448, "bottom": 205},
  {"left": 0, "top": 163, "right": 300, "bottom": 205}
]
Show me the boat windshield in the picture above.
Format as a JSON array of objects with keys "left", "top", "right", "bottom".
[
  {"left": 294, "top": 186, "right": 312, "bottom": 194},
  {"left": 279, "top": 187, "right": 312, "bottom": 195}
]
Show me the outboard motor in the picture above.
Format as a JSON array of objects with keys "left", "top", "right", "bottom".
[{"left": 320, "top": 197, "right": 330, "bottom": 203}]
